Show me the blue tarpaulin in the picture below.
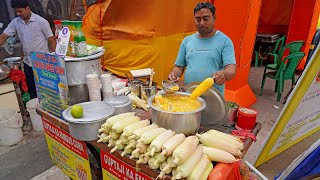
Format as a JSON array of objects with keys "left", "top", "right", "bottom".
[{"left": 276, "top": 140, "right": 320, "bottom": 180}]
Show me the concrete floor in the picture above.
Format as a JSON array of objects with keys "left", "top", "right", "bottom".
[{"left": 0, "top": 66, "right": 318, "bottom": 180}]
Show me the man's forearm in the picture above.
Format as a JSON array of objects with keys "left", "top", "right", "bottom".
[
  {"left": 0, "top": 33, "right": 9, "bottom": 47},
  {"left": 48, "top": 37, "right": 56, "bottom": 52},
  {"left": 222, "top": 64, "right": 236, "bottom": 80},
  {"left": 172, "top": 66, "right": 184, "bottom": 78}
]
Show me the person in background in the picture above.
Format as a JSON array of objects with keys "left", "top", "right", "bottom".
[
  {"left": 168, "top": 2, "right": 236, "bottom": 96},
  {"left": 0, "top": 0, "right": 56, "bottom": 99}
]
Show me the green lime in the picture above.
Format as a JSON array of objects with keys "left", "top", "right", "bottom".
[{"left": 70, "top": 105, "right": 84, "bottom": 118}]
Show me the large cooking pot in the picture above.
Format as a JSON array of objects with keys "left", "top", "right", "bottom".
[
  {"left": 63, "top": 101, "right": 115, "bottom": 141},
  {"left": 148, "top": 92, "right": 206, "bottom": 135},
  {"left": 64, "top": 51, "right": 104, "bottom": 86}
]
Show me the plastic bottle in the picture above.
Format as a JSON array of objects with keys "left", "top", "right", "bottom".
[
  {"left": 53, "top": 20, "right": 62, "bottom": 39},
  {"left": 67, "top": 21, "right": 76, "bottom": 57},
  {"left": 74, "top": 21, "right": 87, "bottom": 57}
]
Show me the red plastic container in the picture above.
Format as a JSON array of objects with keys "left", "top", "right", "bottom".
[{"left": 236, "top": 107, "right": 257, "bottom": 131}]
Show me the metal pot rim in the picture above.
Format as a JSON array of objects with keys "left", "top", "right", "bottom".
[{"left": 148, "top": 92, "right": 206, "bottom": 114}]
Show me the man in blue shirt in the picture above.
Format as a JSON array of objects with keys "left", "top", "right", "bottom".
[{"left": 168, "top": 2, "right": 236, "bottom": 96}]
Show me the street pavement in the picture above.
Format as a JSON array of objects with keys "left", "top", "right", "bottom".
[{"left": 0, "top": 66, "right": 319, "bottom": 180}]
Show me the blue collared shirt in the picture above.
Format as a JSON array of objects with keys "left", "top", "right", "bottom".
[{"left": 4, "top": 12, "right": 53, "bottom": 66}]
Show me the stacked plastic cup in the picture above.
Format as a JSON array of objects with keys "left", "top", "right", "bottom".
[
  {"left": 101, "top": 74, "right": 113, "bottom": 98},
  {"left": 86, "top": 74, "right": 101, "bottom": 101}
]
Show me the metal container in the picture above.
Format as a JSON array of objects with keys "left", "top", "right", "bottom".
[
  {"left": 103, "top": 95, "right": 132, "bottom": 115},
  {"left": 128, "top": 79, "right": 142, "bottom": 98},
  {"left": 0, "top": 63, "right": 10, "bottom": 80},
  {"left": 225, "top": 102, "right": 239, "bottom": 127},
  {"left": 63, "top": 101, "right": 115, "bottom": 141},
  {"left": 64, "top": 51, "right": 104, "bottom": 86},
  {"left": 4, "top": 57, "right": 22, "bottom": 70},
  {"left": 184, "top": 83, "right": 227, "bottom": 127},
  {"left": 141, "top": 81, "right": 157, "bottom": 101},
  {"left": 148, "top": 92, "right": 206, "bottom": 135},
  {"left": 68, "top": 85, "right": 89, "bottom": 105}
]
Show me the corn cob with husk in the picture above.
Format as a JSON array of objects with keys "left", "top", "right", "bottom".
[
  {"left": 147, "top": 129, "right": 175, "bottom": 156},
  {"left": 187, "top": 154, "right": 210, "bottom": 180},
  {"left": 172, "top": 136, "right": 199, "bottom": 165},
  {"left": 158, "top": 156, "right": 174, "bottom": 179},
  {"left": 121, "top": 119, "right": 150, "bottom": 137},
  {"left": 205, "top": 130, "right": 243, "bottom": 150},
  {"left": 199, "top": 160, "right": 213, "bottom": 180},
  {"left": 202, "top": 146, "right": 236, "bottom": 163},
  {"left": 110, "top": 139, "right": 126, "bottom": 153},
  {"left": 97, "top": 132, "right": 110, "bottom": 143},
  {"left": 148, "top": 154, "right": 161, "bottom": 170},
  {"left": 190, "top": 77, "right": 214, "bottom": 99},
  {"left": 197, "top": 133, "right": 243, "bottom": 157},
  {"left": 137, "top": 127, "right": 167, "bottom": 145},
  {"left": 128, "top": 123, "right": 158, "bottom": 140},
  {"left": 98, "top": 112, "right": 136, "bottom": 133},
  {"left": 174, "top": 145, "right": 203, "bottom": 179},
  {"left": 161, "top": 133, "right": 186, "bottom": 156},
  {"left": 111, "top": 115, "right": 141, "bottom": 133}
]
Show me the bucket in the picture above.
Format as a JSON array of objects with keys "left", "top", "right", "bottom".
[
  {"left": 141, "top": 81, "right": 157, "bottom": 101},
  {"left": 236, "top": 107, "right": 257, "bottom": 131},
  {"left": 26, "top": 98, "right": 43, "bottom": 131},
  {"left": 0, "top": 108, "right": 23, "bottom": 146}
]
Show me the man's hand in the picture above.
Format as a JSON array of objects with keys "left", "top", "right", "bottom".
[
  {"left": 213, "top": 71, "right": 226, "bottom": 85},
  {"left": 168, "top": 72, "right": 180, "bottom": 82},
  {"left": 0, "top": 33, "right": 10, "bottom": 47}
]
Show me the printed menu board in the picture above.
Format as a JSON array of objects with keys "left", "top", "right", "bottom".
[
  {"left": 101, "top": 150, "right": 152, "bottom": 180},
  {"left": 43, "top": 118, "right": 92, "bottom": 180},
  {"left": 255, "top": 46, "right": 320, "bottom": 167},
  {"left": 31, "top": 52, "right": 70, "bottom": 118}
]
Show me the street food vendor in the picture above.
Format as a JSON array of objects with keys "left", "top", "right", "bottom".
[
  {"left": 0, "top": 0, "right": 56, "bottom": 99},
  {"left": 168, "top": 2, "right": 236, "bottom": 96}
]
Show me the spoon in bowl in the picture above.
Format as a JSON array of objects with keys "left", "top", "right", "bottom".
[{"left": 162, "top": 80, "right": 180, "bottom": 94}]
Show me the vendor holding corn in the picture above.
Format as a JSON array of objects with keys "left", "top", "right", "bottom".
[{"left": 168, "top": 2, "right": 236, "bottom": 96}]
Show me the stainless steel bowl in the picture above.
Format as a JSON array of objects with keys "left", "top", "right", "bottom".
[
  {"left": 148, "top": 92, "right": 206, "bottom": 135},
  {"left": 0, "top": 64, "right": 10, "bottom": 80}
]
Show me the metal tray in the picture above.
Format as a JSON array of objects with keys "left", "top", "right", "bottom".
[{"left": 183, "top": 82, "right": 227, "bottom": 126}]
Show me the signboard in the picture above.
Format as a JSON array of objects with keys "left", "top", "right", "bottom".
[
  {"left": 55, "top": 27, "right": 71, "bottom": 57},
  {"left": 254, "top": 46, "right": 320, "bottom": 167},
  {"left": 31, "top": 52, "right": 70, "bottom": 118},
  {"left": 101, "top": 150, "right": 152, "bottom": 180},
  {"left": 43, "top": 118, "right": 92, "bottom": 180}
]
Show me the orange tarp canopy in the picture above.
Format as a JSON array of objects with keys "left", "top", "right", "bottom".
[{"left": 82, "top": 0, "right": 263, "bottom": 106}]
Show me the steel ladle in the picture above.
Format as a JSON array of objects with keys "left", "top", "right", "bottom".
[{"left": 162, "top": 80, "right": 180, "bottom": 94}]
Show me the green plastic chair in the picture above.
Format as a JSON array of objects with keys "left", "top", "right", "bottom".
[
  {"left": 265, "top": 40, "right": 304, "bottom": 70},
  {"left": 254, "top": 46, "right": 272, "bottom": 67},
  {"left": 265, "top": 35, "right": 286, "bottom": 64},
  {"left": 260, "top": 52, "right": 305, "bottom": 102}
]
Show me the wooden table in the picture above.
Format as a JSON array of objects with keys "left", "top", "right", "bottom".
[{"left": 37, "top": 108, "right": 261, "bottom": 180}]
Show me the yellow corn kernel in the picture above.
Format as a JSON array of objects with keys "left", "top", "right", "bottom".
[{"left": 190, "top": 78, "right": 214, "bottom": 100}]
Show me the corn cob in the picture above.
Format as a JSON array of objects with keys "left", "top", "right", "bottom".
[
  {"left": 137, "top": 127, "right": 167, "bottom": 145},
  {"left": 110, "top": 139, "right": 125, "bottom": 153},
  {"left": 172, "top": 136, "right": 199, "bottom": 165},
  {"left": 159, "top": 161, "right": 172, "bottom": 176},
  {"left": 197, "top": 133, "right": 243, "bottom": 157},
  {"left": 175, "top": 145, "right": 203, "bottom": 179},
  {"left": 206, "top": 129, "right": 242, "bottom": 142},
  {"left": 161, "top": 133, "right": 186, "bottom": 156},
  {"left": 122, "top": 119, "right": 150, "bottom": 137},
  {"left": 148, "top": 129, "right": 175, "bottom": 156},
  {"left": 127, "top": 92, "right": 149, "bottom": 111},
  {"left": 187, "top": 154, "right": 210, "bottom": 180},
  {"left": 107, "top": 131, "right": 121, "bottom": 140},
  {"left": 108, "top": 139, "right": 115, "bottom": 147},
  {"left": 121, "top": 146, "right": 133, "bottom": 157},
  {"left": 190, "top": 77, "right": 214, "bottom": 99},
  {"left": 154, "top": 152, "right": 167, "bottom": 165},
  {"left": 202, "top": 146, "right": 236, "bottom": 163}
]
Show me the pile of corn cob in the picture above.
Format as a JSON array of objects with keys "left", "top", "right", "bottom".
[{"left": 97, "top": 112, "right": 244, "bottom": 180}]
